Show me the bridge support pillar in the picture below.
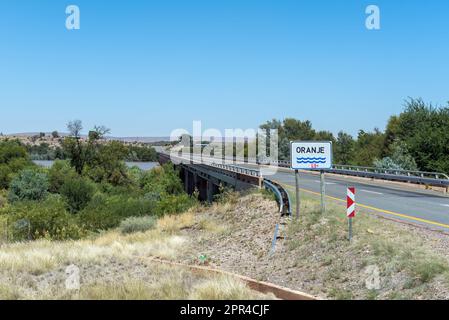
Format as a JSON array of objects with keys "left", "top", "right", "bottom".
[
  {"left": 184, "top": 169, "right": 189, "bottom": 193},
  {"left": 207, "top": 180, "right": 214, "bottom": 204},
  {"left": 193, "top": 173, "right": 198, "bottom": 194}
]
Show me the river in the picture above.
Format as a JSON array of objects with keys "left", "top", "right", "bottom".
[{"left": 33, "top": 160, "right": 159, "bottom": 171}]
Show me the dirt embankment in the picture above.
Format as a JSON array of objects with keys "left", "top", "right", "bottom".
[{"left": 178, "top": 191, "right": 449, "bottom": 300}]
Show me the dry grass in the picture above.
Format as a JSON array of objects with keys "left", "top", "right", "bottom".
[
  {"left": 158, "top": 211, "right": 195, "bottom": 233},
  {"left": 189, "top": 275, "right": 275, "bottom": 300},
  {"left": 0, "top": 206, "right": 273, "bottom": 300},
  {"left": 282, "top": 184, "right": 449, "bottom": 299},
  {"left": 0, "top": 228, "right": 186, "bottom": 275}
]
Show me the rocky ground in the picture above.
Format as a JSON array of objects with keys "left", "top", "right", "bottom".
[{"left": 177, "top": 191, "right": 449, "bottom": 300}]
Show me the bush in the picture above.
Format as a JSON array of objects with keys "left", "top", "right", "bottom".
[
  {"left": 48, "top": 160, "right": 77, "bottom": 193},
  {"left": 0, "top": 140, "right": 29, "bottom": 164},
  {"left": 79, "top": 194, "right": 155, "bottom": 231},
  {"left": 0, "top": 140, "right": 33, "bottom": 189},
  {"left": 119, "top": 216, "right": 156, "bottom": 234},
  {"left": 0, "top": 164, "right": 12, "bottom": 189},
  {"left": 141, "top": 164, "right": 184, "bottom": 196},
  {"left": 1, "top": 195, "right": 86, "bottom": 241},
  {"left": 8, "top": 169, "right": 49, "bottom": 202},
  {"left": 154, "top": 193, "right": 197, "bottom": 217},
  {"left": 60, "top": 176, "right": 95, "bottom": 213}
]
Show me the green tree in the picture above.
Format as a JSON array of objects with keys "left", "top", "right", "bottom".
[
  {"left": 334, "top": 131, "right": 355, "bottom": 165},
  {"left": 0, "top": 140, "right": 33, "bottom": 189},
  {"left": 84, "top": 140, "right": 129, "bottom": 186},
  {"left": 353, "top": 129, "right": 386, "bottom": 166},
  {"left": 63, "top": 120, "right": 86, "bottom": 174},
  {"left": 394, "top": 98, "right": 449, "bottom": 173}
]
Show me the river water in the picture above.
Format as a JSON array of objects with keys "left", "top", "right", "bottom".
[{"left": 33, "top": 160, "right": 159, "bottom": 171}]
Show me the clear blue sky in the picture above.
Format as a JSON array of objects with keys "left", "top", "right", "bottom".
[{"left": 1, "top": 0, "right": 448, "bottom": 137}]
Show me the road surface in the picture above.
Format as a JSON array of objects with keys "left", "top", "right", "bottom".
[{"left": 268, "top": 169, "right": 449, "bottom": 231}]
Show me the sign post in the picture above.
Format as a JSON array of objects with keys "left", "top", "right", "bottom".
[
  {"left": 291, "top": 141, "right": 333, "bottom": 218},
  {"left": 295, "top": 170, "right": 300, "bottom": 219},
  {"left": 347, "top": 187, "right": 356, "bottom": 242},
  {"left": 320, "top": 170, "right": 326, "bottom": 214}
]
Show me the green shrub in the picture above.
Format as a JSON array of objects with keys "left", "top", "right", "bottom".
[
  {"left": 154, "top": 193, "right": 197, "bottom": 217},
  {"left": 119, "top": 216, "right": 156, "bottom": 234},
  {"left": 0, "top": 140, "right": 33, "bottom": 189},
  {"left": 127, "top": 166, "right": 145, "bottom": 188},
  {"left": 1, "top": 195, "right": 86, "bottom": 241},
  {"left": 8, "top": 169, "right": 49, "bottom": 202},
  {"left": 0, "top": 164, "right": 12, "bottom": 189},
  {"left": 48, "top": 160, "right": 77, "bottom": 193},
  {"left": 0, "top": 140, "right": 29, "bottom": 164},
  {"left": 79, "top": 194, "right": 155, "bottom": 231},
  {"left": 60, "top": 176, "right": 95, "bottom": 213},
  {"left": 141, "top": 164, "right": 184, "bottom": 196}
]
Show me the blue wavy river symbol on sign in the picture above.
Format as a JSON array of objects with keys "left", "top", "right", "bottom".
[{"left": 297, "top": 157, "right": 327, "bottom": 164}]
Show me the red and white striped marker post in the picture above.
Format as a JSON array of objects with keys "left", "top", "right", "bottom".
[{"left": 347, "top": 187, "right": 356, "bottom": 241}]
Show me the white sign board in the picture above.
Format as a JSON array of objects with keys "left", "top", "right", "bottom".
[{"left": 291, "top": 141, "right": 333, "bottom": 170}]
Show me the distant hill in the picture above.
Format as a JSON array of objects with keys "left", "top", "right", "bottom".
[{"left": 4, "top": 132, "right": 171, "bottom": 144}]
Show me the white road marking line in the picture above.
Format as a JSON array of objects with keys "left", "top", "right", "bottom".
[
  {"left": 440, "top": 204, "right": 449, "bottom": 208},
  {"left": 313, "top": 181, "right": 336, "bottom": 185},
  {"left": 360, "top": 189, "right": 383, "bottom": 195}
]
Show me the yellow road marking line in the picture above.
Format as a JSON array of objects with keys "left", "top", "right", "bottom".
[{"left": 281, "top": 183, "right": 449, "bottom": 230}]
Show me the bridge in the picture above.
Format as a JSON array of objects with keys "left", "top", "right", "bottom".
[{"left": 157, "top": 150, "right": 449, "bottom": 231}]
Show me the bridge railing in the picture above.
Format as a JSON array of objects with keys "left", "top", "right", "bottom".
[
  {"left": 257, "top": 158, "right": 449, "bottom": 188},
  {"left": 159, "top": 151, "right": 449, "bottom": 188},
  {"left": 211, "top": 163, "right": 260, "bottom": 177}
]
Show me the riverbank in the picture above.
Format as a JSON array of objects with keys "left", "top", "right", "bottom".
[{"left": 33, "top": 160, "right": 159, "bottom": 171}]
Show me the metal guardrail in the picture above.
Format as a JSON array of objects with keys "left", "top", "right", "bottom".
[
  {"left": 263, "top": 179, "right": 292, "bottom": 216},
  {"left": 211, "top": 163, "right": 260, "bottom": 177},
  {"left": 160, "top": 151, "right": 449, "bottom": 188},
  {"left": 258, "top": 159, "right": 449, "bottom": 188},
  {"left": 331, "top": 164, "right": 449, "bottom": 180}
]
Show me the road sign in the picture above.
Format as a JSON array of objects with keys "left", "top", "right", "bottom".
[
  {"left": 347, "top": 187, "right": 356, "bottom": 218},
  {"left": 290, "top": 141, "right": 333, "bottom": 170},
  {"left": 347, "top": 186, "right": 356, "bottom": 241}
]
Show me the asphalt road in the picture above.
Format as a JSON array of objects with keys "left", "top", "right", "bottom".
[
  {"left": 158, "top": 151, "right": 449, "bottom": 230},
  {"left": 267, "top": 169, "right": 449, "bottom": 231}
]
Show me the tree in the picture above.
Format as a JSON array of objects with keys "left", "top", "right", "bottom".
[
  {"left": 352, "top": 129, "right": 385, "bottom": 166},
  {"left": 88, "top": 125, "right": 110, "bottom": 141},
  {"left": 51, "top": 131, "right": 59, "bottom": 139},
  {"left": 391, "top": 98, "right": 449, "bottom": 173},
  {"left": 373, "top": 140, "right": 418, "bottom": 171},
  {"left": 334, "top": 131, "right": 355, "bottom": 165},
  {"left": 0, "top": 140, "right": 32, "bottom": 189},
  {"left": 67, "top": 120, "right": 83, "bottom": 138},
  {"left": 84, "top": 140, "right": 129, "bottom": 186},
  {"left": 259, "top": 118, "right": 317, "bottom": 160},
  {"left": 64, "top": 120, "right": 85, "bottom": 174}
]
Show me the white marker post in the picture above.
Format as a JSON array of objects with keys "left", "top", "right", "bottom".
[
  {"left": 347, "top": 187, "right": 356, "bottom": 241},
  {"left": 291, "top": 141, "right": 333, "bottom": 217}
]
